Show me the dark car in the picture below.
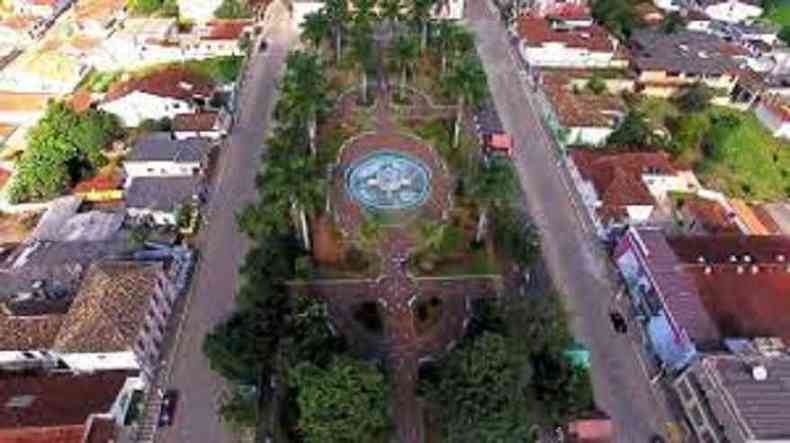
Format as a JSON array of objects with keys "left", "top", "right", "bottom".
[
  {"left": 158, "top": 390, "right": 179, "bottom": 427},
  {"left": 259, "top": 39, "right": 268, "bottom": 53},
  {"left": 609, "top": 311, "right": 628, "bottom": 334}
]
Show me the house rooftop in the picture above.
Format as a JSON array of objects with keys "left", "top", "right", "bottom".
[
  {"left": 679, "top": 196, "right": 740, "bottom": 234},
  {"left": 201, "top": 19, "right": 253, "bottom": 40},
  {"left": 52, "top": 261, "right": 165, "bottom": 353},
  {"left": 667, "top": 234, "right": 790, "bottom": 264},
  {"left": 616, "top": 228, "right": 722, "bottom": 344},
  {"left": 630, "top": 30, "right": 744, "bottom": 75},
  {"left": 542, "top": 72, "right": 625, "bottom": 127},
  {"left": 0, "top": 370, "right": 129, "bottom": 429},
  {"left": 172, "top": 111, "right": 220, "bottom": 132},
  {"left": 74, "top": 0, "right": 127, "bottom": 22},
  {"left": 105, "top": 67, "right": 214, "bottom": 102},
  {"left": 125, "top": 176, "right": 203, "bottom": 211},
  {"left": 516, "top": 15, "right": 613, "bottom": 52},
  {"left": 0, "top": 91, "right": 53, "bottom": 113},
  {"left": 571, "top": 150, "right": 676, "bottom": 222},
  {"left": 127, "top": 132, "right": 211, "bottom": 163},
  {"left": 693, "top": 354, "right": 790, "bottom": 440}
]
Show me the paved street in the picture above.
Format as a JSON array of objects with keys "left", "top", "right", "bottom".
[
  {"left": 467, "top": 2, "right": 679, "bottom": 441},
  {"left": 156, "top": 8, "right": 296, "bottom": 443}
]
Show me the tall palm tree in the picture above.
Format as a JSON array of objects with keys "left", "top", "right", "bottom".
[
  {"left": 325, "top": 0, "right": 350, "bottom": 64},
  {"left": 350, "top": 22, "right": 374, "bottom": 104},
  {"left": 391, "top": 33, "right": 419, "bottom": 99},
  {"left": 446, "top": 55, "right": 487, "bottom": 148},
  {"left": 280, "top": 50, "right": 328, "bottom": 155},
  {"left": 379, "top": 0, "right": 403, "bottom": 33},
  {"left": 262, "top": 155, "right": 325, "bottom": 251},
  {"left": 409, "top": 0, "right": 435, "bottom": 51},
  {"left": 469, "top": 158, "right": 518, "bottom": 242},
  {"left": 301, "top": 10, "right": 331, "bottom": 50},
  {"left": 433, "top": 22, "right": 473, "bottom": 76}
]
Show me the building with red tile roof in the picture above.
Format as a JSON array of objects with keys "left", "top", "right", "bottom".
[
  {"left": 200, "top": 19, "right": 254, "bottom": 40},
  {"left": 0, "top": 370, "right": 132, "bottom": 443},
  {"left": 677, "top": 196, "right": 741, "bottom": 235},
  {"left": 515, "top": 15, "right": 617, "bottom": 68},
  {"left": 568, "top": 150, "right": 683, "bottom": 236},
  {"left": 99, "top": 68, "right": 214, "bottom": 127}
]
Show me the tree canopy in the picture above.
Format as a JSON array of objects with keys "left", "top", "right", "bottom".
[
  {"left": 128, "top": 0, "right": 178, "bottom": 16},
  {"left": 592, "top": 0, "right": 636, "bottom": 39},
  {"left": 289, "top": 357, "right": 391, "bottom": 443},
  {"left": 214, "top": 0, "right": 253, "bottom": 19},
  {"left": 10, "top": 101, "right": 122, "bottom": 203}
]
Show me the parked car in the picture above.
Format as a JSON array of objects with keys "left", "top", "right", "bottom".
[
  {"left": 609, "top": 310, "right": 628, "bottom": 334},
  {"left": 259, "top": 39, "right": 268, "bottom": 53},
  {"left": 158, "top": 390, "right": 179, "bottom": 427}
]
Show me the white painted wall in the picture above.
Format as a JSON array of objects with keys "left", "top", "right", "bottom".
[
  {"left": 59, "top": 351, "right": 141, "bottom": 372},
  {"left": 521, "top": 41, "right": 614, "bottom": 68},
  {"left": 173, "top": 129, "right": 223, "bottom": 140},
  {"left": 99, "top": 91, "right": 196, "bottom": 127},
  {"left": 123, "top": 160, "right": 202, "bottom": 179},
  {"left": 127, "top": 207, "right": 178, "bottom": 225},
  {"left": 568, "top": 126, "right": 613, "bottom": 146},
  {"left": 755, "top": 102, "right": 790, "bottom": 138},
  {"left": 703, "top": 1, "right": 762, "bottom": 23},
  {"left": 626, "top": 205, "right": 655, "bottom": 222},
  {"left": 432, "top": 0, "right": 464, "bottom": 20},
  {"left": 178, "top": 0, "right": 223, "bottom": 22},
  {"left": 643, "top": 174, "right": 688, "bottom": 200}
]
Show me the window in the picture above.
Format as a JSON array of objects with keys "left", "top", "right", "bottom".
[
  {"left": 677, "top": 378, "right": 694, "bottom": 402},
  {"left": 668, "top": 71, "right": 681, "bottom": 78},
  {"left": 21, "top": 351, "right": 36, "bottom": 359}
]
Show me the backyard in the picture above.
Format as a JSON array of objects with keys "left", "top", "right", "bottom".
[{"left": 637, "top": 98, "right": 790, "bottom": 200}]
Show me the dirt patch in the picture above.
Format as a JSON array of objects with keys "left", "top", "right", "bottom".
[
  {"left": 0, "top": 211, "right": 41, "bottom": 243},
  {"left": 312, "top": 215, "right": 345, "bottom": 265}
]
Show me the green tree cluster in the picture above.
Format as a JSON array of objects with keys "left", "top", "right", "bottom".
[
  {"left": 10, "top": 101, "right": 122, "bottom": 203},
  {"left": 289, "top": 357, "right": 391, "bottom": 443},
  {"left": 128, "top": 0, "right": 178, "bottom": 16},
  {"left": 421, "top": 295, "right": 594, "bottom": 440},
  {"left": 214, "top": 0, "right": 253, "bottom": 19},
  {"left": 592, "top": 0, "right": 636, "bottom": 38}
]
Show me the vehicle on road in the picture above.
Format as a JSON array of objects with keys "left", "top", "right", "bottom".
[
  {"left": 259, "top": 39, "right": 268, "bottom": 53},
  {"left": 158, "top": 390, "right": 179, "bottom": 427},
  {"left": 609, "top": 310, "right": 628, "bottom": 334}
]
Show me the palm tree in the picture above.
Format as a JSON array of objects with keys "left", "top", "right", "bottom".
[
  {"left": 280, "top": 50, "right": 328, "bottom": 155},
  {"left": 446, "top": 55, "right": 487, "bottom": 148},
  {"left": 469, "top": 158, "right": 518, "bottom": 242},
  {"left": 353, "top": 0, "right": 378, "bottom": 25},
  {"left": 433, "top": 22, "right": 473, "bottom": 76},
  {"left": 379, "top": 0, "right": 402, "bottom": 33},
  {"left": 391, "top": 33, "right": 419, "bottom": 100},
  {"left": 301, "top": 10, "right": 331, "bottom": 50},
  {"left": 262, "top": 155, "right": 325, "bottom": 251},
  {"left": 350, "top": 23, "right": 374, "bottom": 105},
  {"left": 409, "top": 0, "right": 436, "bottom": 51},
  {"left": 325, "top": 0, "right": 350, "bottom": 64}
]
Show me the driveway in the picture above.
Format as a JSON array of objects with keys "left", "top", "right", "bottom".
[
  {"left": 467, "top": 2, "right": 681, "bottom": 441},
  {"left": 155, "top": 8, "right": 297, "bottom": 443}
]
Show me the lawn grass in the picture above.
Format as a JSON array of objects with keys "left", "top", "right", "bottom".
[
  {"left": 764, "top": 3, "right": 790, "bottom": 27},
  {"left": 638, "top": 98, "right": 790, "bottom": 200},
  {"left": 180, "top": 56, "right": 244, "bottom": 83}
]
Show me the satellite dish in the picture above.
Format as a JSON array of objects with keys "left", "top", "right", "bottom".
[{"left": 752, "top": 365, "right": 768, "bottom": 381}]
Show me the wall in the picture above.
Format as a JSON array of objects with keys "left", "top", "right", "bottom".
[
  {"left": 177, "top": 0, "right": 223, "bottom": 23},
  {"left": 59, "top": 351, "right": 140, "bottom": 372},
  {"left": 123, "top": 160, "right": 202, "bottom": 178},
  {"left": 99, "top": 92, "right": 196, "bottom": 127},
  {"left": 568, "top": 126, "right": 613, "bottom": 146},
  {"left": 754, "top": 102, "right": 790, "bottom": 138},
  {"left": 643, "top": 173, "right": 688, "bottom": 200},
  {"left": 704, "top": 1, "right": 762, "bottom": 23},
  {"left": 127, "top": 207, "right": 178, "bottom": 225},
  {"left": 173, "top": 129, "right": 223, "bottom": 140},
  {"left": 522, "top": 42, "right": 615, "bottom": 68}
]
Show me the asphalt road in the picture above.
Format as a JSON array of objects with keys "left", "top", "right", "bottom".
[
  {"left": 156, "top": 9, "right": 296, "bottom": 443},
  {"left": 467, "top": 2, "right": 678, "bottom": 441}
]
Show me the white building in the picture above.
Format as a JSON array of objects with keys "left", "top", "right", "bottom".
[
  {"left": 0, "top": 261, "right": 180, "bottom": 383},
  {"left": 178, "top": 0, "right": 224, "bottom": 23},
  {"left": 693, "top": 0, "right": 762, "bottom": 23},
  {"left": 754, "top": 95, "right": 790, "bottom": 138},
  {"left": 99, "top": 67, "right": 215, "bottom": 127},
  {"left": 125, "top": 176, "right": 203, "bottom": 225},
  {"left": 123, "top": 132, "right": 212, "bottom": 179},
  {"left": 567, "top": 150, "right": 686, "bottom": 237},
  {"left": 515, "top": 15, "right": 617, "bottom": 68}
]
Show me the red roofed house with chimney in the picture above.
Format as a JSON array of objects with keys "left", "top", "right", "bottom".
[
  {"left": 98, "top": 68, "right": 214, "bottom": 127},
  {"left": 515, "top": 15, "right": 617, "bottom": 68}
]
